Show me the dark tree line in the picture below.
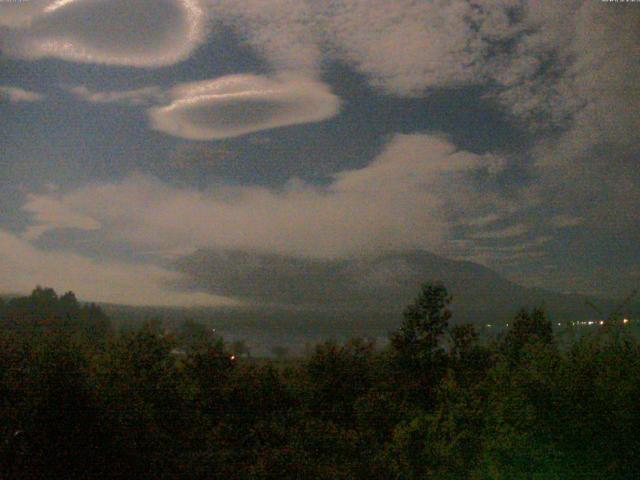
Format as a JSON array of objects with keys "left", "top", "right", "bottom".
[{"left": 1, "top": 285, "right": 639, "bottom": 479}]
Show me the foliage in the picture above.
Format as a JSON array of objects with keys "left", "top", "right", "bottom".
[{"left": 1, "top": 285, "right": 639, "bottom": 478}]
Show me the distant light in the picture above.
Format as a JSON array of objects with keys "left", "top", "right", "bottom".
[
  {"left": 588, "top": 321, "right": 594, "bottom": 325},
  {"left": 230, "top": 355, "right": 236, "bottom": 361},
  {"left": 506, "top": 323, "right": 509, "bottom": 327},
  {"left": 623, "top": 318, "right": 629, "bottom": 324},
  {"left": 599, "top": 320, "right": 604, "bottom": 325},
  {"left": 557, "top": 323, "right": 561, "bottom": 326},
  {"left": 486, "top": 324, "right": 492, "bottom": 328}
]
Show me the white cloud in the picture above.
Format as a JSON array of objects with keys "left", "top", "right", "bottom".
[
  {"left": 204, "top": 0, "right": 487, "bottom": 95},
  {"left": 20, "top": 134, "right": 502, "bottom": 259},
  {"left": 312, "top": 0, "right": 485, "bottom": 95},
  {"left": 0, "top": 0, "right": 50, "bottom": 28},
  {"left": 3, "top": 0, "right": 635, "bottom": 153},
  {"left": 462, "top": 249, "right": 547, "bottom": 268},
  {"left": 65, "top": 73, "right": 339, "bottom": 139},
  {"left": 521, "top": 2, "right": 640, "bottom": 158},
  {"left": 21, "top": 193, "right": 102, "bottom": 240},
  {"left": 148, "top": 73, "right": 340, "bottom": 140},
  {"left": 457, "top": 213, "right": 503, "bottom": 228},
  {"left": 2, "top": 0, "right": 208, "bottom": 67},
  {"left": 217, "top": 0, "right": 637, "bottom": 153},
  {"left": 0, "top": 85, "right": 44, "bottom": 102},
  {"left": 0, "top": 229, "right": 238, "bottom": 307},
  {"left": 67, "top": 85, "right": 164, "bottom": 106},
  {"left": 467, "top": 224, "right": 530, "bottom": 240},
  {"left": 206, "top": 0, "right": 323, "bottom": 75},
  {"left": 198, "top": 0, "right": 567, "bottom": 106},
  {"left": 469, "top": 236, "right": 551, "bottom": 253},
  {"left": 549, "top": 214, "right": 583, "bottom": 228}
]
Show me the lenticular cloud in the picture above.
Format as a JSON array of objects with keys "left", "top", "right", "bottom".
[
  {"left": 2, "top": 0, "right": 207, "bottom": 67},
  {"left": 0, "top": 0, "right": 51, "bottom": 28},
  {"left": 148, "top": 74, "right": 340, "bottom": 140}
]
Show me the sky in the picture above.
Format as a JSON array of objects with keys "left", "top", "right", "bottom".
[{"left": 0, "top": 0, "right": 638, "bottom": 307}]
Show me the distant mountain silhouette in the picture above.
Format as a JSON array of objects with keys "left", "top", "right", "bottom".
[
  {"left": 174, "top": 248, "right": 629, "bottom": 325},
  {"left": 71, "top": 249, "right": 635, "bottom": 355}
]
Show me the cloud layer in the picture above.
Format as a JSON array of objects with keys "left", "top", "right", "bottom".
[
  {"left": 201, "top": 0, "right": 638, "bottom": 153},
  {"left": 0, "top": 229, "right": 236, "bottom": 307},
  {"left": 20, "top": 134, "right": 506, "bottom": 258},
  {"left": 22, "top": 194, "right": 102, "bottom": 241},
  {"left": 0, "top": 0, "right": 50, "bottom": 28},
  {"left": 4, "top": 1, "right": 636, "bottom": 149},
  {"left": 0, "top": 86, "right": 44, "bottom": 103}
]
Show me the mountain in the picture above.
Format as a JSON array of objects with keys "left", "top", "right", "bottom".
[
  {"left": 175, "top": 248, "right": 622, "bottom": 323},
  {"left": 112, "top": 248, "right": 632, "bottom": 354}
]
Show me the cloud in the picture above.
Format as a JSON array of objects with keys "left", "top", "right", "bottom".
[
  {"left": 67, "top": 85, "right": 164, "bottom": 106},
  {"left": 506, "top": 0, "right": 640, "bottom": 177},
  {"left": 550, "top": 214, "right": 583, "bottom": 228},
  {"left": 0, "top": 85, "right": 45, "bottom": 102},
  {"left": 207, "top": 1, "right": 637, "bottom": 153},
  {"left": 468, "top": 236, "right": 551, "bottom": 253},
  {"left": 0, "top": 0, "right": 50, "bottom": 28},
  {"left": 314, "top": 0, "right": 486, "bottom": 95},
  {"left": 0, "top": 229, "right": 237, "bottom": 307},
  {"left": 206, "top": 0, "right": 324, "bottom": 75},
  {"left": 455, "top": 235, "right": 552, "bottom": 268},
  {"left": 3, "top": 0, "right": 635, "bottom": 153},
  {"left": 19, "top": 134, "right": 503, "bottom": 258},
  {"left": 467, "top": 224, "right": 531, "bottom": 240},
  {"left": 2, "top": 0, "right": 208, "bottom": 67},
  {"left": 21, "top": 193, "right": 102, "bottom": 241},
  {"left": 202, "top": 0, "right": 570, "bottom": 110},
  {"left": 200, "top": 0, "right": 487, "bottom": 95},
  {"left": 461, "top": 249, "right": 547, "bottom": 268},
  {"left": 65, "top": 73, "right": 339, "bottom": 140},
  {"left": 0, "top": 0, "right": 636, "bottom": 301},
  {"left": 457, "top": 213, "right": 503, "bottom": 228},
  {"left": 147, "top": 74, "right": 340, "bottom": 140}
]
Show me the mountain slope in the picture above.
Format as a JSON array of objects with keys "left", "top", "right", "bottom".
[{"left": 175, "top": 248, "right": 623, "bottom": 324}]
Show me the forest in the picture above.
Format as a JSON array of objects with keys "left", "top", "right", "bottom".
[{"left": 1, "top": 285, "right": 639, "bottom": 479}]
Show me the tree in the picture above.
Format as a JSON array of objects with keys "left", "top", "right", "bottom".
[
  {"left": 391, "top": 283, "right": 452, "bottom": 406},
  {"left": 231, "top": 339, "right": 250, "bottom": 358},
  {"left": 448, "top": 324, "right": 492, "bottom": 386},
  {"left": 305, "top": 339, "right": 375, "bottom": 425},
  {"left": 271, "top": 345, "right": 289, "bottom": 360},
  {"left": 0, "top": 287, "right": 110, "bottom": 342},
  {"left": 501, "top": 307, "right": 553, "bottom": 362},
  {"left": 177, "top": 319, "right": 218, "bottom": 353},
  {"left": 392, "top": 284, "right": 452, "bottom": 353}
]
